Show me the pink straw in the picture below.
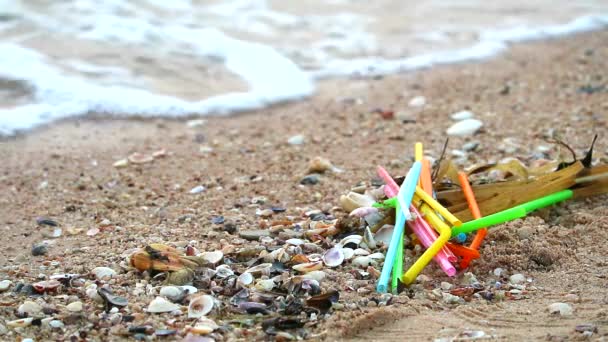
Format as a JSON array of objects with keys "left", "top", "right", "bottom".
[{"left": 377, "top": 166, "right": 456, "bottom": 276}]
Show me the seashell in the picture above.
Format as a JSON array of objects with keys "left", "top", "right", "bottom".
[
  {"left": 255, "top": 279, "right": 275, "bottom": 291},
  {"left": 91, "top": 267, "right": 117, "bottom": 280},
  {"left": 349, "top": 207, "right": 379, "bottom": 218},
  {"left": 0, "top": 279, "right": 12, "bottom": 292},
  {"left": 268, "top": 248, "right": 289, "bottom": 263},
  {"left": 339, "top": 235, "right": 362, "bottom": 248},
  {"left": 128, "top": 152, "right": 154, "bottom": 164},
  {"left": 302, "top": 270, "right": 326, "bottom": 282},
  {"left": 244, "top": 263, "right": 272, "bottom": 277},
  {"left": 6, "top": 317, "right": 33, "bottom": 328},
  {"left": 214, "top": 265, "right": 234, "bottom": 278},
  {"left": 66, "top": 301, "right": 83, "bottom": 312},
  {"left": 363, "top": 227, "right": 377, "bottom": 249},
  {"left": 188, "top": 295, "right": 214, "bottom": 318},
  {"left": 308, "top": 156, "right": 341, "bottom": 173},
  {"left": 292, "top": 261, "right": 323, "bottom": 273},
  {"left": 237, "top": 273, "right": 253, "bottom": 286},
  {"left": 285, "top": 238, "right": 305, "bottom": 246},
  {"left": 98, "top": 288, "right": 128, "bottom": 308},
  {"left": 113, "top": 159, "right": 128, "bottom": 168},
  {"left": 238, "top": 301, "right": 269, "bottom": 315},
  {"left": 290, "top": 254, "right": 310, "bottom": 264},
  {"left": 368, "top": 253, "right": 385, "bottom": 260},
  {"left": 18, "top": 301, "right": 43, "bottom": 316},
  {"left": 374, "top": 225, "right": 394, "bottom": 246},
  {"left": 160, "top": 286, "right": 187, "bottom": 302},
  {"left": 86, "top": 284, "right": 103, "bottom": 303},
  {"left": 190, "top": 317, "right": 218, "bottom": 335},
  {"left": 307, "top": 253, "right": 323, "bottom": 262},
  {"left": 182, "top": 285, "right": 198, "bottom": 295},
  {"left": 148, "top": 296, "right": 181, "bottom": 313},
  {"left": 305, "top": 290, "right": 340, "bottom": 313},
  {"left": 322, "top": 247, "right": 344, "bottom": 267},
  {"left": 352, "top": 256, "right": 373, "bottom": 268},
  {"left": 339, "top": 192, "right": 376, "bottom": 213},
  {"left": 342, "top": 248, "right": 355, "bottom": 260},
  {"left": 353, "top": 248, "right": 370, "bottom": 256},
  {"left": 32, "top": 279, "right": 61, "bottom": 293},
  {"left": 200, "top": 251, "right": 223, "bottom": 265}
]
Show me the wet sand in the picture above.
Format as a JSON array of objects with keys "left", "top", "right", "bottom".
[{"left": 1, "top": 31, "right": 607, "bottom": 340}]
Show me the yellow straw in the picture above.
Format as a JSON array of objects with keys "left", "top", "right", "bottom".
[
  {"left": 414, "top": 186, "right": 462, "bottom": 227},
  {"left": 415, "top": 142, "right": 423, "bottom": 162},
  {"left": 400, "top": 204, "right": 451, "bottom": 284}
]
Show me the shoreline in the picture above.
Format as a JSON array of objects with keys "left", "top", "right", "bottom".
[{"left": 1, "top": 30, "right": 607, "bottom": 341}]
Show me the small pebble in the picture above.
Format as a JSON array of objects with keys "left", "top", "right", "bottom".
[
  {"left": 238, "top": 230, "right": 271, "bottom": 241},
  {"left": 0, "top": 280, "right": 12, "bottom": 292},
  {"left": 548, "top": 302, "right": 573, "bottom": 316},
  {"left": 31, "top": 243, "right": 48, "bottom": 256},
  {"left": 509, "top": 273, "right": 526, "bottom": 285},
  {"left": 287, "top": 135, "right": 305, "bottom": 145},
  {"left": 446, "top": 119, "right": 483, "bottom": 136},
  {"left": 189, "top": 185, "right": 206, "bottom": 194},
  {"left": 113, "top": 159, "right": 129, "bottom": 168},
  {"left": 462, "top": 141, "right": 480, "bottom": 152},
  {"left": 440, "top": 282, "right": 453, "bottom": 291},
  {"left": 66, "top": 301, "right": 83, "bottom": 312},
  {"left": 48, "top": 320, "right": 65, "bottom": 329},
  {"left": 450, "top": 110, "right": 475, "bottom": 121},
  {"left": 211, "top": 216, "right": 225, "bottom": 224},
  {"left": 300, "top": 174, "right": 320, "bottom": 185},
  {"left": 408, "top": 96, "right": 426, "bottom": 107},
  {"left": 493, "top": 268, "right": 504, "bottom": 277}
]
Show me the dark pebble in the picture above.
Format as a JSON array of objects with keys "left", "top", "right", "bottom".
[
  {"left": 223, "top": 222, "right": 238, "bottom": 234},
  {"left": 270, "top": 207, "right": 286, "bottom": 213},
  {"left": 239, "top": 230, "right": 271, "bottom": 241},
  {"left": 211, "top": 216, "right": 225, "bottom": 224},
  {"left": 129, "top": 326, "right": 153, "bottom": 335},
  {"left": 32, "top": 243, "right": 48, "bottom": 256},
  {"left": 155, "top": 329, "right": 177, "bottom": 337},
  {"left": 36, "top": 217, "right": 58, "bottom": 227},
  {"left": 300, "top": 174, "right": 320, "bottom": 185},
  {"left": 309, "top": 213, "right": 327, "bottom": 221}
]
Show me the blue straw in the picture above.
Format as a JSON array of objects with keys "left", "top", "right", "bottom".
[{"left": 376, "top": 161, "right": 422, "bottom": 293}]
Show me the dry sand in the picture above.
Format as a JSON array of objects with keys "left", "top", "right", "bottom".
[{"left": 0, "top": 31, "right": 607, "bottom": 341}]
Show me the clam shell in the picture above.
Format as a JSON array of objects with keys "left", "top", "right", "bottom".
[
  {"left": 188, "top": 295, "right": 214, "bottom": 318},
  {"left": 374, "top": 225, "right": 394, "bottom": 246},
  {"left": 98, "top": 288, "right": 128, "bottom": 307},
  {"left": 200, "top": 251, "right": 223, "bottom": 265},
  {"left": 92, "top": 267, "right": 117, "bottom": 280},
  {"left": 7, "top": 317, "right": 33, "bottom": 328},
  {"left": 32, "top": 280, "right": 61, "bottom": 293},
  {"left": 148, "top": 296, "right": 181, "bottom": 313},
  {"left": 290, "top": 254, "right": 310, "bottom": 264},
  {"left": 254, "top": 279, "right": 275, "bottom": 291},
  {"left": 322, "top": 247, "right": 344, "bottom": 267},
  {"left": 18, "top": 301, "right": 42, "bottom": 316},
  {"left": 368, "top": 252, "right": 385, "bottom": 260},
  {"left": 339, "top": 192, "right": 376, "bottom": 212},
  {"left": 237, "top": 273, "right": 253, "bottom": 286},
  {"left": 292, "top": 261, "right": 323, "bottom": 273},
  {"left": 339, "top": 235, "right": 362, "bottom": 248},
  {"left": 244, "top": 263, "right": 272, "bottom": 277},
  {"left": 307, "top": 253, "right": 323, "bottom": 262},
  {"left": 159, "top": 286, "right": 186, "bottom": 302},
  {"left": 214, "top": 265, "right": 234, "bottom": 278},
  {"left": 342, "top": 248, "right": 355, "bottom": 260},
  {"left": 285, "top": 238, "right": 305, "bottom": 246},
  {"left": 0, "top": 279, "right": 12, "bottom": 292},
  {"left": 190, "top": 317, "right": 218, "bottom": 335},
  {"left": 302, "top": 270, "right": 326, "bottom": 282},
  {"left": 267, "top": 248, "right": 289, "bottom": 263},
  {"left": 353, "top": 248, "right": 370, "bottom": 256},
  {"left": 352, "top": 256, "right": 373, "bottom": 268}
]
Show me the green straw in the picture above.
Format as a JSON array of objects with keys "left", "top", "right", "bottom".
[
  {"left": 391, "top": 225, "right": 404, "bottom": 294},
  {"left": 451, "top": 189, "right": 573, "bottom": 237},
  {"left": 374, "top": 197, "right": 397, "bottom": 209}
]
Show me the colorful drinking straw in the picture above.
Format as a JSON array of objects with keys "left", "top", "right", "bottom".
[
  {"left": 450, "top": 189, "right": 573, "bottom": 237},
  {"left": 391, "top": 209, "right": 405, "bottom": 293},
  {"left": 458, "top": 172, "right": 486, "bottom": 269},
  {"left": 377, "top": 161, "right": 421, "bottom": 293},
  {"left": 420, "top": 159, "right": 434, "bottom": 195},
  {"left": 401, "top": 204, "right": 454, "bottom": 285},
  {"left": 414, "top": 186, "right": 462, "bottom": 227}
]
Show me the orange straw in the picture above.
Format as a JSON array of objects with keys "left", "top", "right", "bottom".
[
  {"left": 457, "top": 171, "right": 486, "bottom": 269},
  {"left": 420, "top": 159, "right": 433, "bottom": 196}
]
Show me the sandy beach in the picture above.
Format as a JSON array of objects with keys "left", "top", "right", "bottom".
[{"left": 1, "top": 30, "right": 607, "bottom": 341}]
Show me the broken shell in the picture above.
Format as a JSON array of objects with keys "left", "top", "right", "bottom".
[
  {"left": 267, "top": 248, "right": 289, "bottom": 263},
  {"left": 237, "top": 273, "right": 254, "bottom": 286},
  {"left": 374, "top": 225, "right": 394, "bottom": 246},
  {"left": 66, "top": 301, "right": 83, "bottom": 312},
  {"left": 159, "top": 286, "right": 187, "bottom": 302},
  {"left": 6, "top": 317, "right": 33, "bottom": 328},
  {"left": 182, "top": 285, "right": 198, "bottom": 295},
  {"left": 285, "top": 238, "right": 305, "bottom": 246},
  {"left": 128, "top": 152, "right": 154, "bottom": 164},
  {"left": 290, "top": 254, "right": 310, "bottom": 264},
  {"left": 188, "top": 295, "right": 214, "bottom": 318},
  {"left": 353, "top": 248, "right": 370, "bottom": 256},
  {"left": 148, "top": 296, "right": 181, "bottom": 313},
  {"left": 322, "top": 247, "right": 345, "bottom": 268},
  {"left": 363, "top": 227, "right": 377, "bottom": 249},
  {"left": 339, "top": 235, "right": 362, "bottom": 248},
  {"left": 352, "top": 256, "right": 373, "bottom": 268},
  {"left": 91, "top": 267, "right": 117, "bottom": 280},
  {"left": 244, "top": 263, "right": 272, "bottom": 277},
  {"left": 86, "top": 285, "right": 103, "bottom": 303},
  {"left": 98, "top": 288, "right": 128, "bottom": 308},
  {"left": 302, "top": 270, "right": 326, "bottom": 282},
  {"left": 292, "top": 261, "right": 323, "bottom": 273},
  {"left": 32, "top": 279, "right": 62, "bottom": 293},
  {"left": 342, "top": 248, "right": 355, "bottom": 260},
  {"left": 349, "top": 207, "right": 379, "bottom": 218},
  {"left": 305, "top": 290, "right": 340, "bottom": 313},
  {"left": 255, "top": 279, "right": 276, "bottom": 291},
  {"left": 200, "top": 251, "right": 223, "bottom": 265},
  {"left": 214, "top": 265, "right": 234, "bottom": 278},
  {"left": 238, "top": 301, "right": 269, "bottom": 315},
  {"left": 339, "top": 192, "right": 376, "bottom": 212},
  {"left": 368, "top": 253, "right": 385, "bottom": 260},
  {"left": 0, "top": 279, "right": 12, "bottom": 292},
  {"left": 308, "top": 156, "right": 335, "bottom": 174},
  {"left": 18, "top": 301, "right": 43, "bottom": 316},
  {"left": 190, "top": 318, "right": 218, "bottom": 335}
]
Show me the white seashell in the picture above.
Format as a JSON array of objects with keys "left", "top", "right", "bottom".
[
  {"left": 113, "top": 159, "right": 128, "bottom": 168},
  {"left": 339, "top": 235, "right": 363, "bottom": 248},
  {"left": 352, "top": 256, "right": 373, "bottom": 268},
  {"left": 201, "top": 251, "right": 223, "bottom": 264},
  {"left": 446, "top": 119, "right": 483, "bottom": 136},
  {"left": 268, "top": 248, "right": 289, "bottom": 263},
  {"left": 342, "top": 248, "right": 355, "bottom": 260},
  {"left": 0, "top": 280, "right": 13, "bottom": 292},
  {"left": 255, "top": 279, "right": 276, "bottom": 291},
  {"left": 349, "top": 207, "right": 379, "bottom": 218},
  {"left": 363, "top": 227, "right": 376, "bottom": 249},
  {"left": 148, "top": 296, "right": 181, "bottom": 313},
  {"left": 91, "top": 267, "right": 117, "bottom": 280},
  {"left": 450, "top": 110, "right": 474, "bottom": 121},
  {"left": 292, "top": 261, "right": 323, "bottom": 273},
  {"left": 190, "top": 317, "right": 218, "bottom": 335},
  {"left": 6, "top": 317, "right": 33, "bottom": 328},
  {"left": 307, "top": 253, "right": 322, "bottom": 262},
  {"left": 409, "top": 95, "right": 426, "bottom": 107},
  {"left": 285, "top": 238, "right": 305, "bottom": 246},
  {"left": 48, "top": 320, "right": 64, "bottom": 329},
  {"left": 86, "top": 284, "right": 103, "bottom": 303},
  {"left": 368, "top": 252, "right": 385, "bottom": 260},
  {"left": 302, "top": 270, "right": 326, "bottom": 282},
  {"left": 353, "top": 248, "right": 370, "bottom": 256},
  {"left": 18, "top": 301, "right": 42, "bottom": 316},
  {"left": 188, "top": 295, "right": 214, "bottom": 318},
  {"left": 245, "top": 263, "right": 273, "bottom": 277},
  {"left": 340, "top": 192, "right": 376, "bottom": 212},
  {"left": 181, "top": 285, "right": 198, "bottom": 295},
  {"left": 238, "top": 272, "right": 254, "bottom": 286},
  {"left": 214, "top": 265, "right": 234, "bottom": 278},
  {"left": 322, "top": 247, "right": 344, "bottom": 267},
  {"left": 374, "top": 225, "right": 394, "bottom": 246},
  {"left": 159, "top": 286, "right": 186, "bottom": 302},
  {"left": 66, "top": 301, "right": 83, "bottom": 312}
]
